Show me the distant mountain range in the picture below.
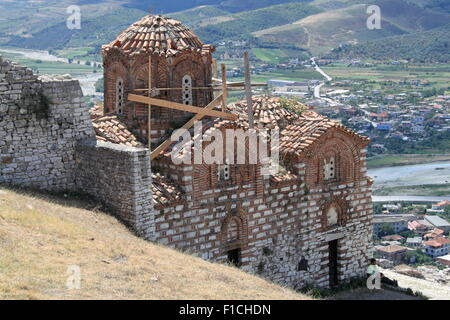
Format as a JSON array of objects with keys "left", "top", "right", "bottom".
[{"left": 1, "top": 0, "right": 449, "bottom": 62}]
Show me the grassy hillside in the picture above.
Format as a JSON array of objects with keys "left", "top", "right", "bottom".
[
  {"left": 328, "top": 24, "right": 450, "bottom": 62},
  {"left": 0, "top": 186, "right": 310, "bottom": 300},
  {"left": 123, "top": 0, "right": 315, "bottom": 13},
  {"left": 6, "top": 7, "right": 147, "bottom": 51},
  {"left": 169, "top": 5, "right": 231, "bottom": 28},
  {"left": 253, "top": 0, "right": 450, "bottom": 55},
  {"left": 194, "top": 2, "right": 322, "bottom": 43}
]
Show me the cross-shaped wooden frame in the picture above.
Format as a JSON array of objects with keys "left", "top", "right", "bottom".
[{"left": 127, "top": 52, "right": 267, "bottom": 161}]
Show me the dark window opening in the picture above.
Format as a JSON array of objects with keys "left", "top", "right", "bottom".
[
  {"left": 227, "top": 248, "right": 241, "bottom": 267},
  {"left": 298, "top": 257, "right": 308, "bottom": 271}
]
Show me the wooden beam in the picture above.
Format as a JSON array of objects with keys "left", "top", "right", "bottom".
[
  {"left": 212, "top": 59, "right": 218, "bottom": 79},
  {"left": 221, "top": 64, "right": 227, "bottom": 112},
  {"left": 244, "top": 51, "right": 254, "bottom": 129},
  {"left": 148, "top": 55, "right": 152, "bottom": 153},
  {"left": 151, "top": 94, "right": 224, "bottom": 160},
  {"left": 128, "top": 94, "right": 237, "bottom": 121}
]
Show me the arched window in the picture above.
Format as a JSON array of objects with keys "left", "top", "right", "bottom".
[
  {"left": 182, "top": 75, "right": 193, "bottom": 105},
  {"left": 323, "top": 156, "right": 336, "bottom": 181},
  {"left": 326, "top": 205, "right": 339, "bottom": 227},
  {"left": 116, "top": 77, "right": 124, "bottom": 114},
  {"left": 321, "top": 199, "right": 349, "bottom": 230},
  {"left": 217, "top": 164, "right": 230, "bottom": 182},
  {"left": 226, "top": 218, "right": 240, "bottom": 244}
]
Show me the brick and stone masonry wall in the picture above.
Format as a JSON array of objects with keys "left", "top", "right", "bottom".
[
  {"left": 0, "top": 56, "right": 154, "bottom": 237},
  {"left": 0, "top": 56, "right": 94, "bottom": 190},
  {"left": 75, "top": 141, "right": 154, "bottom": 238},
  {"left": 150, "top": 146, "right": 374, "bottom": 289}
]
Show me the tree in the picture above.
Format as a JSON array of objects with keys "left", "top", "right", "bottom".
[{"left": 379, "top": 223, "right": 395, "bottom": 236}]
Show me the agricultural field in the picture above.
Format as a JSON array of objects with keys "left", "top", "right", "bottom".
[{"left": 0, "top": 50, "right": 97, "bottom": 75}]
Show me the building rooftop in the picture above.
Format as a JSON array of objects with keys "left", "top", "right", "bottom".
[
  {"left": 382, "top": 235, "right": 404, "bottom": 241},
  {"left": 93, "top": 115, "right": 143, "bottom": 148},
  {"left": 424, "top": 215, "right": 450, "bottom": 227},
  {"left": 425, "top": 228, "right": 445, "bottom": 238},
  {"left": 437, "top": 254, "right": 450, "bottom": 262},
  {"left": 103, "top": 14, "right": 213, "bottom": 57},
  {"left": 152, "top": 172, "right": 184, "bottom": 206},
  {"left": 424, "top": 237, "right": 450, "bottom": 248},
  {"left": 374, "top": 216, "right": 407, "bottom": 223},
  {"left": 377, "top": 245, "right": 408, "bottom": 253},
  {"left": 406, "top": 237, "right": 422, "bottom": 244}
]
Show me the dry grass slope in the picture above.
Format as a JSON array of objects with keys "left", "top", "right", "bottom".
[{"left": 0, "top": 186, "right": 310, "bottom": 300}]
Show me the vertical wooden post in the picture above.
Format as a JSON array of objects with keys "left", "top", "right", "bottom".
[
  {"left": 212, "top": 59, "right": 218, "bottom": 99},
  {"left": 212, "top": 59, "right": 218, "bottom": 79},
  {"left": 244, "top": 51, "right": 254, "bottom": 129},
  {"left": 148, "top": 55, "right": 152, "bottom": 154},
  {"left": 221, "top": 63, "right": 227, "bottom": 112}
]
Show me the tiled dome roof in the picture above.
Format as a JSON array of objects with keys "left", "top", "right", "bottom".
[{"left": 103, "top": 14, "right": 213, "bottom": 56}]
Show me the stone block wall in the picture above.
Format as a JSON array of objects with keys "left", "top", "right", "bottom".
[
  {"left": 75, "top": 141, "right": 154, "bottom": 238},
  {"left": 0, "top": 56, "right": 94, "bottom": 191},
  {"left": 0, "top": 56, "right": 154, "bottom": 238}
]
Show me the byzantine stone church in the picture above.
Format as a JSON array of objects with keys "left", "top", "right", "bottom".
[{"left": 94, "top": 14, "right": 374, "bottom": 289}]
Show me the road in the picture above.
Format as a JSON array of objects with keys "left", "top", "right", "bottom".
[{"left": 311, "top": 57, "right": 332, "bottom": 99}]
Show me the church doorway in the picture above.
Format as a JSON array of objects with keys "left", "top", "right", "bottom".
[
  {"left": 328, "top": 240, "right": 339, "bottom": 287},
  {"left": 227, "top": 248, "right": 241, "bottom": 267}
]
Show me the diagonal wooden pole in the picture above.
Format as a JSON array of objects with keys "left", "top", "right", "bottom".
[
  {"left": 128, "top": 94, "right": 237, "bottom": 120},
  {"left": 150, "top": 94, "right": 224, "bottom": 160}
]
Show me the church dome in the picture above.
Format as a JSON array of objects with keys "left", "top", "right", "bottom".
[{"left": 103, "top": 14, "right": 214, "bottom": 57}]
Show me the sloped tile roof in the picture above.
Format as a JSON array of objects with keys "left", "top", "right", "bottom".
[
  {"left": 89, "top": 105, "right": 104, "bottom": 120},
  {"left": 227, "top": 96, "right": 370, "bottom": 157},
  {"left": 152, "top": 172, "right": 184, "bottom": 206},
  {"left": 161, "top": 96, "right": 369, "bottom": 161},
  {"left": 425, "top": 237, "right": 450, "bottom": 248},
  {"left": 103, "top": 14, "right": 213, "bottom": 57},
  {"left": 377, "top": 245, "right": 408, "bottom": 253},
  {"left": 93, "top": 115, "right": 143, "bottom": 148}
]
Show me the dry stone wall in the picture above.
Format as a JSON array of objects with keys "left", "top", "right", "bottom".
[
  {"left": 0, "top": 56, "right": 154, "bottom": 237},
  {"left": 75, "top": 141, "right": 154, "bottom": 237},
  {"left": 0, "top": 56, "right": 94, "bottom": 190}
]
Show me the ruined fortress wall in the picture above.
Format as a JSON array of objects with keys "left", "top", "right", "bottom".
[
  {"left": 0, "top": 57, "right": 155, "bottom": 238},
  {"left": 75, "top": 141, "right": 154, "bottom": 238},
  {"left": 0, "top": 56, "right": 94, "bottom": 191}
]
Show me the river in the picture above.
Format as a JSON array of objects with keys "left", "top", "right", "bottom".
[
  {"left": 368, "top": 161, "right": 450, "bottom": 202},
  {"left": 368, "top": 161, "right": 450, "bottom": 189},
  {"left": 0, "top": 47, "right": 102, "bottom": 97}
]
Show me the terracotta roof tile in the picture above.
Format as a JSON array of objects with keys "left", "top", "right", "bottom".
[
  {"left": 377, "top": 245, "right": 407, "bottom": 253},
  {"left": 152, "top": 172, "right": 184, "bottom": 206},
  {"left": 103, "top": 14, "right": 213, "bottom": 57},
  {"left": 93, "top": 115, "right": 143, "bottom": 148}
]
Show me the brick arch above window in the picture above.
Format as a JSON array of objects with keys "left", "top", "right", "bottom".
[
  {"left": 220, "top": 210, "right": 248, "bottom": 252},
  {"left": 303, "top": 133, "right": 361, "bottom": 187},
  {"left": 106, "top": 61, "right": 128, "bottom": 114}
]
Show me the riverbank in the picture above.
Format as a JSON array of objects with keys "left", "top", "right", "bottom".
[
  {"left": 368, "top": 161, "right": 450, "bottom": 192},
  {"left": 373, "top": 184, "right": 450, "bottom": 197},
  {"left": 367, "top": 154, "right": 450, "bottom": 169},
  {"left": 0, "top": 47, "right": 102, "bottom": 97}
]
